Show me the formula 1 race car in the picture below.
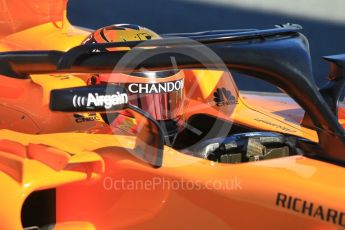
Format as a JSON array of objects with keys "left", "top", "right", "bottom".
[{"left": 1, "top": 1, "right": 345, "bottom": 230}]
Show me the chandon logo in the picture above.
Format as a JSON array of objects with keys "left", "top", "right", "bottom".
[
  {"left": 128, "top": 79, "right": 184, "bottom": 94},
  {"left": 72, "top": 92, "right": 128, "bottom": 109}
]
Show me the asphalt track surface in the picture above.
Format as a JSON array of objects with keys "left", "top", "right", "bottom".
[{"left": 68, "top": 0, "right": 345, "bottom": 91}]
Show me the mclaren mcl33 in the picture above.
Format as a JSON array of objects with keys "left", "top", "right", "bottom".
[{"left": 1, "top": 0, "right": 345, "bottom": 229}]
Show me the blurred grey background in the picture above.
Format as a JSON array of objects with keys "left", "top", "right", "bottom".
[{"left": 67, "top": 0, "right": 345, "bottom": 91}]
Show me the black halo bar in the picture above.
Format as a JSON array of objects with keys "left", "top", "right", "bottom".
[
  {"left": 162, "top": 29, "right": 262, "bottom": 37},
  {"left": 0, "top": 24, "right": 302, "bottom": 79},
  {"left": 57, "top": 25, "right": 301, "bottom": 70}
]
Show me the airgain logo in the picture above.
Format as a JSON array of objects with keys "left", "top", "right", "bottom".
[
  {"left": 72, "top": 92, "right": 128, "bottom": 109},
  {"left": 73, "top": 95, "right": 87, "bottom": 107},
  {"left": 213, "top": 88, "right": 236, "bottom": 106}
]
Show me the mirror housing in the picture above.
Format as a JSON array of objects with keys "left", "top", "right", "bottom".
[
  {"left": 50, "top": 84, "right": 164, "bottom": 168},
  {"left": 301, "top": 54, "right": 345, "bottom": 128},
  {"left": 321, "top": 54, "right": 345, "bottom": 115},
  {"left": 50, "top": 84, "right": 128, "bottom": 112}
]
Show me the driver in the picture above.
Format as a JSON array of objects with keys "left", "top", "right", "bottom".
[{"left": 82, "top": 24, "right": 185, "bottom": 144}]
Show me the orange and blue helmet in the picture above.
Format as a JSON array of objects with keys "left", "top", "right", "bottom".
[{"left": 83, "top": 24, "right": 185, "bottom": 141}]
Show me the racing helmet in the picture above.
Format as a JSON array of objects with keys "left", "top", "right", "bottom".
[{"left": 82, "top": 24, "right": 185, "bottom": 141}]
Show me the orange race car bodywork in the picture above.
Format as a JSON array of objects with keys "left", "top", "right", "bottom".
[{"left": 0, "top": 1, "right": 345, "bottom": 230}]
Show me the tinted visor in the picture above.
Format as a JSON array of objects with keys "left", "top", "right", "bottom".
[{"left": 125, "top": 76, "right": 184, "bottom": 121}]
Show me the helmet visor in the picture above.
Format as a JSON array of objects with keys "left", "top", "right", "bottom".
[{"left": 125, "top": 78, "right": 184, "bottom": 120}]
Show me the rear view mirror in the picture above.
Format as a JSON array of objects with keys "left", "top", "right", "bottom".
[
  {"left": 337, "top": 88, "right": 345, "bottom": 128},
  {"left": 50, "top": 84, "right": 129, "bottom": 112},
  {"left": 319, "top": 55, "right": 345, "bottom": 127},
  {"left": 50, "top": 84, "right": 164, "bottom": 167},
  {"left": 339, "top": 96, "right": 345, "bottom": 124}
]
